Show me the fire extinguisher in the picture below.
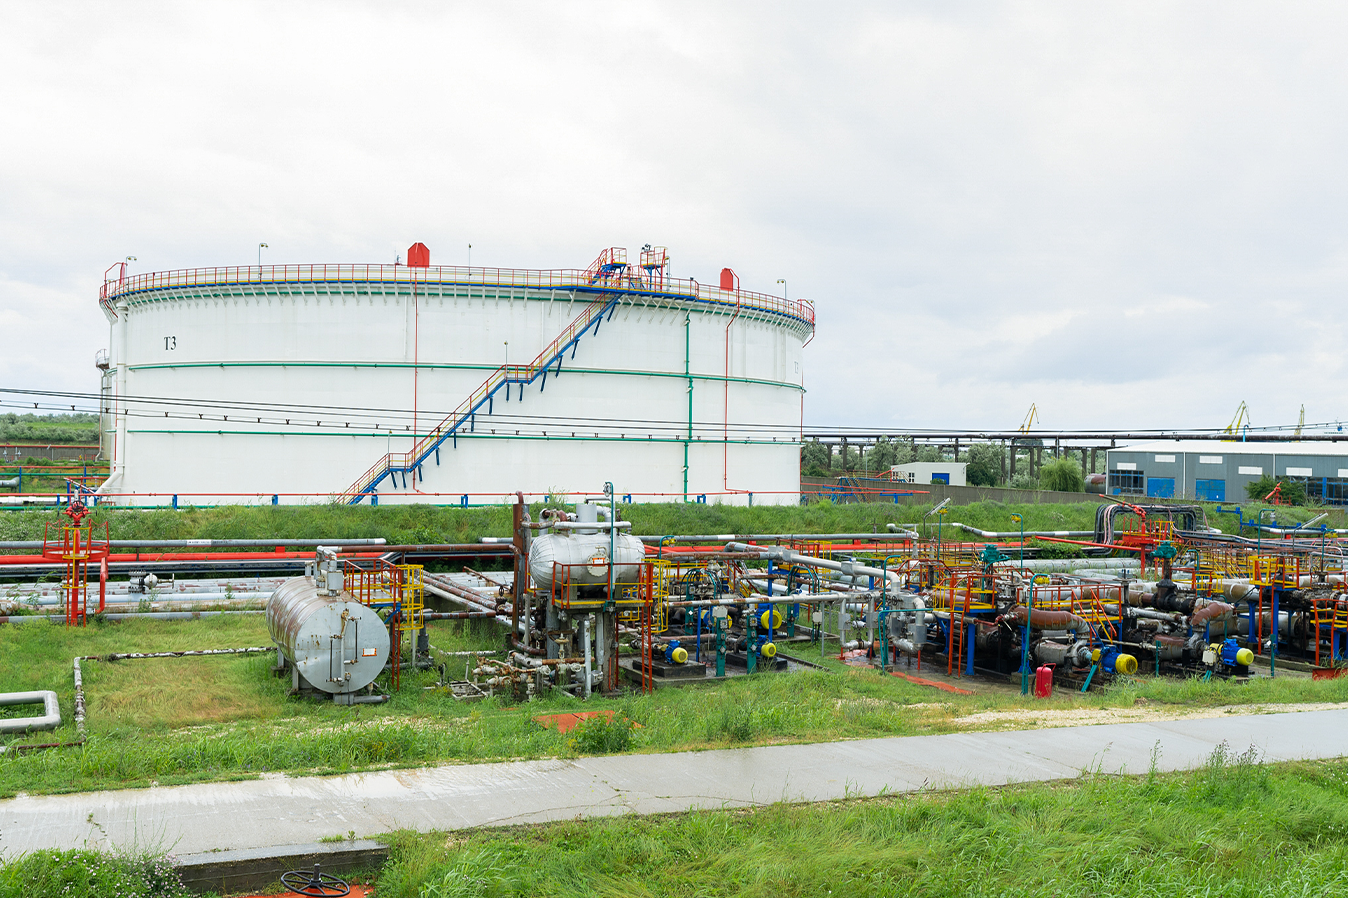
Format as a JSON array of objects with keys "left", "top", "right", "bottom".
[{"left": 1034, "top": 663, "right": 1055, "bottom": 698}]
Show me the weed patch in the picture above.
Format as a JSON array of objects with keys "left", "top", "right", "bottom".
[
  {"left": 1192, "top": 740, "right": 1269, "bottom": 807},
  {"left": 706, "top": 702, "right": 756, "bottom": 743},
  {"left": 567, "top": 715, "right": 635, "bottom": 755},
  {"left": 0, "top": 849, "right": 190, "bottom": 898}
]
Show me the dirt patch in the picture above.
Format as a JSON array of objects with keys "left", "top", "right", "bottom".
[
  {"left": 833, "top": 697, "right": 899, "bottom": 710},
  {"left": 298, "top": 715, "right": 466, "bottom": 736},
  {"left": 951, "top": 701, "right": 1348, "bottom": 731}
]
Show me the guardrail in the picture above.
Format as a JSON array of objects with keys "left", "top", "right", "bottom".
[{"left": 99, "top": 262, "right": 814, "bottom": 331}]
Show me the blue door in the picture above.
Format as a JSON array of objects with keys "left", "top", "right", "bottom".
[
  {"left": 1146, "top": 477, "right": 1175, "bottom": 498},
  {"left": 1195, "top": 479, "right": 1225, "bottom": 501},
  {"left": 932, "top": 473, "right": 950, "bottom": 484}
]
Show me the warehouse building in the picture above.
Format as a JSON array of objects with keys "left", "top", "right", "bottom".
[
  {"left": 888, "top": 462, "right": 968, "bottom": 486},
  {"left": 1105, "top": 440, "right": 1348, "bottom": 503}
]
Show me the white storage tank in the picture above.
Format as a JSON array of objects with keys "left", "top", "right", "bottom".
[{"left": 95, "top": 246, "right": 814, "bottom": 506}]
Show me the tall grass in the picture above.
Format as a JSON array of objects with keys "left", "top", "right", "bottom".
[
  {"left": 377, "top": 754, "right": 1348, "bottom": 898},
  {"left": 1108, "top": 671, "right": 1348, "bottom": 707},
  {"left": 0, "top": 849, "right": 191, "bottom": 898},
  {"left": 4, "top": 492, "right": 1344, "bottom": 541},
  {"left": 0, "top": 500, "right": 1111, "bottom": 546},
  {"left": 626, "top": 499, "right": 1104, "bottom": 538},
  {"left": 0, "top": 503, "right": 515, "bottom": 547}
]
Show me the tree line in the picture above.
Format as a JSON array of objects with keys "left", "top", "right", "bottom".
[
  {"left": 0, "top": 413, "right": 100, "bottom": 444},
  {"left": 800, "top": 438, "right": 1092, "bottom": 492}
]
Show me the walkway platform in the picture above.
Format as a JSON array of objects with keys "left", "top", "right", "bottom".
[{"left": 1, "top": 708, "right": 1344, "bottom": 858}]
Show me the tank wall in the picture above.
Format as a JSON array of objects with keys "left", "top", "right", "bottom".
[{"left": 108, "top": 284, "right": 807, "bottom": 505}]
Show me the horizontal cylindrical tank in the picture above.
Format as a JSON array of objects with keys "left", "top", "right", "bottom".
[
  {"left": 266, "top": 577, "right": 390, "bottom": 694},
  {"left": 528, "top": 530, "right": 646, "bottom": 590}
]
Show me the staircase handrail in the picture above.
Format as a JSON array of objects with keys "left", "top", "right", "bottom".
[{"left": 338, "top": 294, "right": 618, "bottom": 502}]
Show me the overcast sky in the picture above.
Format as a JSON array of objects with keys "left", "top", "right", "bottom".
[{"left": 2, "top": 2, "right": 1345, "bottom": 435}]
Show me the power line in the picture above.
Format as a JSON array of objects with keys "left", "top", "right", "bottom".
[{"left": 3, "top": 388, "right": 1339, "bottom": 440}]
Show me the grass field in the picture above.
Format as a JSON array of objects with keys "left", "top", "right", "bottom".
[
  {"left": 2, "top": 615, "right": 1346, "bottom": 798},
  {"left": 375, "top": 753, "right": 1348, "bottom": 898},
  {"left": 2, "top": 496, "right": 1341, "bottom": 546},
  {"left": 3, "top": 498, "right": 1346, "bottom": 894}
]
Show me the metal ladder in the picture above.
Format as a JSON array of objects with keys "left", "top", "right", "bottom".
[{"left": 339, "top": 292, "right": 621, "bottom": 503}]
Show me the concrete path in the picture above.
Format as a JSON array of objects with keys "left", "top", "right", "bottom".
[{"left": 2, "top": 708, "right": 1345, "bottom": 856}]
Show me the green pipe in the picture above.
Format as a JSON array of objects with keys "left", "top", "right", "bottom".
[
  {"left": 125, "top": 429, "right": 791, "bottom": 446},
  {"left": 126, "top": 360, "right": 804, "bottom": 392}
]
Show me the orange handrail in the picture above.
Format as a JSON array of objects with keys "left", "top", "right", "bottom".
[{"left": 100, "top": 260, "right": 814, "bottom": 330}]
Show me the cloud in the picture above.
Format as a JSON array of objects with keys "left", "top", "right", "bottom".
[{"left": 2, "top": 1, "right": 1347, "bottom": 435}]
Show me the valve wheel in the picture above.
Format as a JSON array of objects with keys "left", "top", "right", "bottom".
[{"left": 281, "top": 864, "right": 351, "bottom": 897}]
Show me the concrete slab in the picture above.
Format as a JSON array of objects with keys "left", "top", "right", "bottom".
[
  {"left": 175, "top": 840, "right": 387, "bottom": 896},
  {"left": 1, "top": 708, "right": 1345, "bottom": 857}
]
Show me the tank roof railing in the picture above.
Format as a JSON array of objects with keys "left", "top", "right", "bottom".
[{"left": 98, "top": 262, "right": 814, "bottom": 330}]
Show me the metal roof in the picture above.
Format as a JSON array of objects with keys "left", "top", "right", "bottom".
[{"left": 1111, "top": 440, "right": 1348, "bottom": 457}]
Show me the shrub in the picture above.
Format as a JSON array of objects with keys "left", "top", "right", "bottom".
[
  {"left": 567, "top": 714, "right": 635, "bottom": 754},
  {"left": 1027, "top": 538, "right": 1084, "bottom": 559},
  {"left": 965, "top": 443, "right": 1003, "bottom": 487},
  {"left": 0, "top": 849, "right": 191, "bottom": 898},
  {"left": 1245, "top": 475, "right": 1308, "bottom": 506},
  {"left": 1038, "top": 458, "right": 1084, "bottom": 492},
  {"left": 800, "top": 440, "right": 831, "bottom": 478}
]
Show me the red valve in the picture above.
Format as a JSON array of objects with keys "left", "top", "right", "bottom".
[{"left": 63, "top": 499, "right": 90, "bottom": 526}]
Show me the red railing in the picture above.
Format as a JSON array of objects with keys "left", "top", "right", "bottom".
[{"left": 99, "top": 260, "right": 814, "bottom": 331}]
